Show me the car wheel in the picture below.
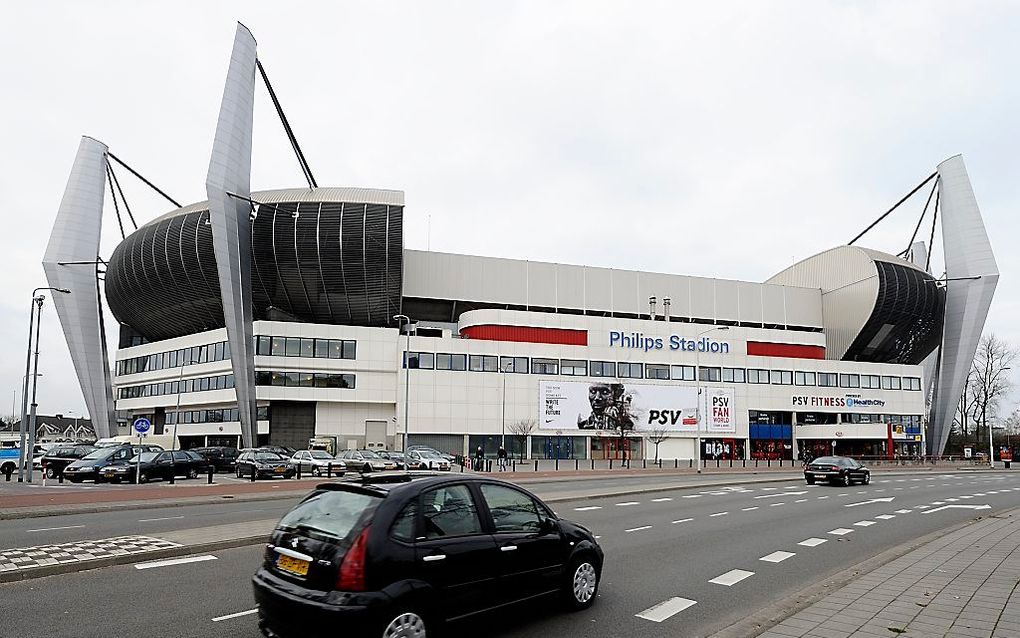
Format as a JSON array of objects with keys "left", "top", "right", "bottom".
[
  {"left": 841, "top": 474, "right": 851, "bottom": 487},
  {"left": 363, "top": 463, "right": 372, "bottom": 473},
  {"left": 380, "top": 610, "right": 427, "bottom": 638},
  {"left": 564, "top": 556, "right": 599, "bottom": 610},
  {"left": 45, "top": 467, "right": 56, "bottom": 479},
  {"left": 863, "top": 473, "right": 871, "bottom": 485},
  {"left": 805, "top": 476, "right": 815, "bottom": 485},
  {"left": 139, "top": 472, "right": 149, "bottom": 484},
  {"left": 236, "top": 467, "right": 243, "bottom": 479},
  {"left": 187, "top": 468, "right": 198, "bottom": 479}
]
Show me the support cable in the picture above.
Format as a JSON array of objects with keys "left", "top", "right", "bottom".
[
  {"left": 105, "top": 163, "right": 126, "bottom": 240},
  {"left": 925, "top": 190, "right": 940, "bottom": 273},
  {"left": 106, "top": 152, "right": 182, "bottom": 208},
  {"left": 256, "top": 58, "right": 318, "bottom": 188},
  {"left": 107, "top": 163, "right": 138, "bottom": 230},
  {"left": 848, "top": 171, "right": 938, "bottom": 246},
  {"left": 903, "top": 178, "right": 939, "bottom": 256}
]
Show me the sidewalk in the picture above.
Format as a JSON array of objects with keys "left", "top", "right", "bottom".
[{"left": 751, "top": 507, "right": 1020, "bottom": 638}]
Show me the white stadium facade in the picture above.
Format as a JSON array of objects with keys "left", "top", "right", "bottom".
[{"left": 41, "top": 24, "right": 998, "bottom": 462}]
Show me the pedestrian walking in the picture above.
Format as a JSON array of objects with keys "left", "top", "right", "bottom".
[
  {"left": 474, "top": 445, "right": 485, "bottom": 472},
  {"left": 497, "top": 445, "right": 508, "bottom": 472}
]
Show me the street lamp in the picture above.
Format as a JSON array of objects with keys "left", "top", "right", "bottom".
[
  {"left": 19, "top": 287, "right": 70, "bottom": 482},
  {"left": 393, "top": 315, "right": 411, "bottom": 451},
  {"left": 694, "top": 325, "right": 730, "bottom": 474}
]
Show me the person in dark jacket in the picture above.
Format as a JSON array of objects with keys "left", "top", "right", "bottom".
[
  {"left": 497, "top": 445, "right": 508, "bottom": 471},
  {"left": 474, "top": 446, "right": 485, "bottom": 472}
]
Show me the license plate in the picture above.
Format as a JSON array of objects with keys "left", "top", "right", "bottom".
[
  {"left": 275, "top": 467, "right": 285, "bottom": 473},
  {"left": 104, "top": 473, "right": 115, "bottom": 478},
  {"left": 276, "top": 554, "right": 309, "bottom": 576}
]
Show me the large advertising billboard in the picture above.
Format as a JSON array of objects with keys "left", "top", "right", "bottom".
[{"left": 539, "top": 380, "right": 734, "bottom": 433}]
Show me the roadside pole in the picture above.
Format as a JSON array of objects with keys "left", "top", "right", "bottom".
[{"left": 132, "top": 417, "right": 151, "bottom": 484}]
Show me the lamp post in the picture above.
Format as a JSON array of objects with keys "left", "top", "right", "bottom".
[
  {"left": 694, "top": 326, "right": 729, "bottom": 474},
  {"left": 393, "top": 315, "right": 411, "bottom": 451},
  {"left": 19, "top": 287, "right": 69, "bottom": 482}
]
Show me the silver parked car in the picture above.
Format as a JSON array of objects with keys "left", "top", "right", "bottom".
[
  {"left": 336, "top": 449, "right": 395, "bottom": 473},
  {"left": 289, "top": 450, "right": 346, "bottom": 476}
]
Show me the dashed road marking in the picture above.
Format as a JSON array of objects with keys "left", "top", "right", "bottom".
[
  {"left": 760, "top": 551, "right": 796, "bottom": 563},
  {"left": 795, "top": 499, "right": 807, "bottom": 503},
  {"left": 681, "top": 495, "right": 702, "bottom": 499},
  {"left": 709, "top": 569, "right": 755, "bottom": 586},
  {"left": 854, "top": 521, "right": 876, "bottom": 527},
  {"left": 135, "top": 555, "right": 217, "bottom": 570},
  {"left": 651, "top": 498, "right": 673, "bottom": 503},
  {"left": 829, "top": 528, "right": 854, "bottom": 536},
  {"left": 636, "top": 597, "right": 697, "bottom": 622},
  {"left": 574, "top": 506, "right": 602, "bottom": 511},
  {"left": 741, "top": 506, "right": 759, "bottom": 511},
  {"left": 25, "top": 525, "right": 85, "bottom": 533},
  {"left": 894, "top": 509, "right": 912, "bottom": 514},
  {"left": 616, "top": 501, "right": 640, "bottom": 507},
  {"left": 671, "top": 518, "right": 693, "bottom": 524},
  {"left": 212, "top": 609, "right": 257, "bottom": 622},
  {"left": 917, "top": 505, "right": 932, "bottom": 509},
  {"left": 709, "top": 512, "right": 729, "bottom": 517},
  {"left": 798, "top": 538, "right": 828, "bottom": 547},
  {"left": 138, "top": 516, "right": 185, "bottom": 523},
  {"left": 625, "top": 525, "right": 652, "bottom": 533},
  {"left": 875, "top": 514, "right": 896, "bottom": 520},
  {"left": 817, "top": 495, "right": 830, "bottom": 500},
  {"left": 769, "top": 502, "right": 785, "bottom": 507}
]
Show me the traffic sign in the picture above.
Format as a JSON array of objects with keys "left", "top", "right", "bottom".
[{"left": 133, "top": 417, "right": 151, "bottom": 436}]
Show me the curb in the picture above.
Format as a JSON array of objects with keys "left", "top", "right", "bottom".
[
  {"left": 0, "top": 533, "right": 268, "bottom": 584},
  {"left": 708, "top": 504, "right": 1020, "bottom": 638}
]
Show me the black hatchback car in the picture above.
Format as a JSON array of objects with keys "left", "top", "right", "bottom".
[
  {"left": 252, "top": 474, "right": 603, "bottom": 638},
  {"left": 804, "top": 455, "right": 871, "bottom": 486},
  {"left": 192, "top": 446, "right": 240, "bottom": 473}
]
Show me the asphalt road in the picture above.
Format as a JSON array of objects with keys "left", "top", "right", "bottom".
[
  {"left": 3, "top": 471, "right": 1019, "bottom": 638},
  {"left": 0, "top": 471, "right": 803, "bottom": 549}
]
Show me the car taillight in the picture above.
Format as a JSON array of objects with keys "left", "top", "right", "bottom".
[
  {"left": 336, "top": 526, "right": 370, "bottom": 592},
  {"left": 830, "top": 466, "right": 840, "bottom": 471}
]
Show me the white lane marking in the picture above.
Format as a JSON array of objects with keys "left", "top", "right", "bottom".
[
  {"left": 829, "top": 528, "right": 854, "bottom": 535},
  {"left": 798, "top": 538, "right": 828, "bottom": 547},
  {"left": 709, "top": 569, "right": 755, "bottom": 586},
  {"left": 894, "top": 509, "right": 912, "bottom": 514},
  {"left": 756, "top": 491, "right": 806, "bottom": 499},
  {"left": 894, "top": 488, "right": 903, "bottom": 491},
  {"left": 616, "top": 501, "right": 640, "bottom": 507},
  {"left": 923, "top": 504, "right": 991, "bottom": 514},
  {"left": 671, "top": 518, "right": 693, "bottom": 524},
  {"left": 760, "top": 487, "right": 778, "bottom": 491},
  {"left": 838, "top": 493, "right": 849, "bottom": 497},
  {"left": 741, "top": 506, "right": 759, "bottom": 511},
  {"left": 986, "top": 491, "right": 999, "bottom": 494},
  {"left": 784, "top": 486, "right": 803, "bottom": 490},
  {"left": 845, "top": 497, "right": 895, "bottom": 508},
  {"left": 138, "top": 516, "right": 185, "bottom": 522},
  {"left": 875, "top": 514, "right": 896, "bottom": 520},
  {"left": 795, "top": 499, "right": 807, "bottom": 503},
  {"left": 25, "top": 525, "right": 85, "bottom": 533},
  {"left": 135, "top": 555, "right": 217, "bottom": 570},
  {"left": 651, "top": 497, "right": 673, "bottom": 503},
  {"left": 974, "top": 493, "right": 986, "bottom": 497},
  {"left": 709, "top": 512, "right": 729, "bottom": 517},
  {"left": 854, "top": 521, "right": 876, "bottom": 527},
  {"left": 681, "top": 495, "right": 702, "bottom": 499},
  {"left": 212, "top": 609, "right": 258, "bottom": 622},
  {"left": 625, "top": 525, "right": 652, "bottom": 533},
  {"left": 917, "top": 504, "right": 932, "bottom": 509},
  {"left": 769, "top": 502, "right": 785, "bottom": 507},
  {"left": 931, "top": 501, "right": 946, "bottom": 505},
  {"left": 817, "top": 495, "right": 830, "bottom": 500},
  {"left": 946, "top": 498, "right": 960, "bottom": 502},
  {"left": 959, "top": 495, "right": 973, "bottom": 499},
  {"left": 574, "top": 506, "right": 602, "bottom": 511},
  {"left": 874, "top": 489, "right": 886, "bottom": 493},
  {"left": 760, "top": 551, "right": 796, "bottom": 563},
  {"left": 636, "top": 597, "right": 698, "bottom": 622},
  {"left": 856, "top": 491, "right": 867, "bottom": 494}
]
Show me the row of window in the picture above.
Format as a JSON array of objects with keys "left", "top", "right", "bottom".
[
  {"left": 255, "top": 336, "right": 356, "bottom": 360},
  {"left": 117, "top": 335, "right": 359, "bottom": 377},
  {"left": 119, "top": 374, "right": 236, "bottom": 399},
  {"left": 165, "top": 406, "right": 269, "bottom": 425},
  {"left": 118, "top": 341, "right": 231, "bottom": 376},
  {"left": 403, "top": 353, "right": 922, "bottom": 391},
  {"left": 255, "top": 371, "right": 356, "bottom": 389}
]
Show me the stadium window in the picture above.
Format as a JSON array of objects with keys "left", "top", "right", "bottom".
[
  {"left": 904, "top": 377, "right": 921, "bottom": 391},
  {"left": 722, "top": 367, "right": 745, "bottom": 383},
  {"left": 817, "top": 372, "right": 837, "bottom": 387},
  {"left": 882, "top": 375, "right": 902, "bottom": 390},
  {"left": 500, "top": 356, "right": 529, "bottom": 374},
  {"left": 839, "top": 373, "right": 860, "bottom": 389},
  {"left": 747, "top": 369, "right": 769, "bottom": 384},
  {"left": 699, "top": 367, "right": 722, "bottom": 382},
  {"left": 590, "top": 361, "right": 614, "bottom": 377},
  {"left": 469, "top": 355, "right": 498, "bottom": 372},
  {"left": 794, "top": 371, "right": 816, "bottom": 386},
  {"left": 646, "top": 364, "right": 670, "bottom": 380},
  {"left": 531, "top": 358, "right": 559, "bottom": 375},
  {"left": 314, "top": 338, "right": 330, "bottom": 358},
  {"left": 671, "top": 365, "right": 696, "bottom": 381},
  {"left": 560, "top": 359, "right": 588, "bottom": 376},
  {"left": 617, "top": 362, "right": 643, "bottom": 379}
]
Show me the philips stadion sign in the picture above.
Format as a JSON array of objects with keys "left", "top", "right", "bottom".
[
  {"left": 609, "top": 331, "right": 731, "bottom": 353},
  {"left": 539, "top": 380, "right": 735, "bottom": 433}
]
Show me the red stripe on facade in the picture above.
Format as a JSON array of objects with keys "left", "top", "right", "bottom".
[
  {"left": 460, "top": 325, "right": 588, "bottom": 346},
  {"left": 746, "top": 341, "right": 825, "bottom": 360}
]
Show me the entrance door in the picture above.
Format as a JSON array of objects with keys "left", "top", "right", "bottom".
[{"left": 365, "top": 420, "right": 387, "bottom": 449}]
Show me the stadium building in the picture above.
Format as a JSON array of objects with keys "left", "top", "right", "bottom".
[{"left": 41, "top": 24, "right": 999, "bottom": 461}]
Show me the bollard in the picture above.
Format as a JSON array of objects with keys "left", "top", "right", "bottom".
[
  {"left": 674, "top": 459, "right": 678, "bottom": 469},
  {"left": 642, "top": 459, "right": 646, "bottom": 469},
  {"left": 575, "top": 459, "right": 579, "bottom": 471},
  {"left": 207, "top": 466, "right": 214, "bottom": 484},
  {"left": 729, "top": 459, "right": 733, "bottom": 468},
  {"left": 689, "top": 459, "right": 692, "bottom": 469},
  {"left": 767, "top": 458, "right": 771, "bottom": 468},
  {"left": 460, "top": 462, "right": 465, "bottom": 473},
  {"left": 591, "top": 458, "right": 595, "bottom": 470},
  {"left": 169, "top": 469, "right": 175, "bottom": 485},
  {"left": 327, "top": 463, "right": 332, "bottom": 479},
  {"left": 555, "top": 458, "right": 559, "bottom": 471},
  {"left": 512, "top": 460, "right": 516, "bottom": 472},
  {"left": 534, "top": 459, "right": 538, "bottom": 472},
  {"left": 296, "top": 463, "right": 302, "bottom": 480},
  {"left": 4, "top": 470, "right": 9, "bottom": 482},
  {"left": 59, "top": 471, "right": 63, "bottom": 484},
  {"left": 742, "top": 459, "right": 746, "bottom": 468},
  {"left": 716, "top": 458, "right": 720, "bottom": 468},
  {"left": 609, "top": 458, "right": 613, "bottom": 470},
  {"left": 250, "top": 465, "right": 256, "bottom": 482}
]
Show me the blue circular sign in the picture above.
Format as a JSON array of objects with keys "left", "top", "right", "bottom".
[{"left": 133, "top": 417, "right": 151, "bottom": 435}]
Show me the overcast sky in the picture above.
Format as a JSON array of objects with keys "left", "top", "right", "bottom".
[{"left": 1, "top": 1, "right": 1016, "bottom": 421}]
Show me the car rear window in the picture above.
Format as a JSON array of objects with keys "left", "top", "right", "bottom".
[
  {"left": 278, "top": 490, "right": 382, "bottom": 541},
  {"left": 812, "top": 457, "right": 840, "bottom": 464}
]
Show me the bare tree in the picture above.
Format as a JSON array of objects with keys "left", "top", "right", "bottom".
[
  {"left": 647, "top": 429, "right": 669, "bottom": 463},
  {"left": 967, "top": 334, "right": 1017, "bottom": 452},
  {"left": 507, "top": 418, "right": 536, "bottom": 460}
]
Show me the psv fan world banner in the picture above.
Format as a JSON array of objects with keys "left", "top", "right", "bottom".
[{"left": 538, "top": 380, "right": 735, "bottom": 433}]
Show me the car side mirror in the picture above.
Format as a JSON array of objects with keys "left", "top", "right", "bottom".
[{"left": 539, "top": 517, "right": 560, "bottom": 535}]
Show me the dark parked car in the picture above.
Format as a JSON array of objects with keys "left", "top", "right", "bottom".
[
  {"left": 261, "top": 445, "right": 297, "bottom": 457},
  {"left": 41, "top": 444, "right": 97, "bottom": 479},
  {"left": 252, "top": 474, "right": 603, "bottom": 638},
  {"left": 804, "top": 456, "right": 871, "bottom": 486},
  {"left": 237, "top": 450, "right": 296, "bottom": 479},
  {"left": 63, "top": 444, "right": 163, "bottom": 483},
  {"left": 99, "top": 449, "right": 208, "bottom": 483},
  {"left": 375, "top": 450, "right": 407, "bottom": 470},
  {"left": 192, "top": 446, "right": 241, "bottom": 473}
]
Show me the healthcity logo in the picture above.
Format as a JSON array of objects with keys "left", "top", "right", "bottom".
[{"left": 609, "top": 331, "right": 731, "bottom": 353}]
